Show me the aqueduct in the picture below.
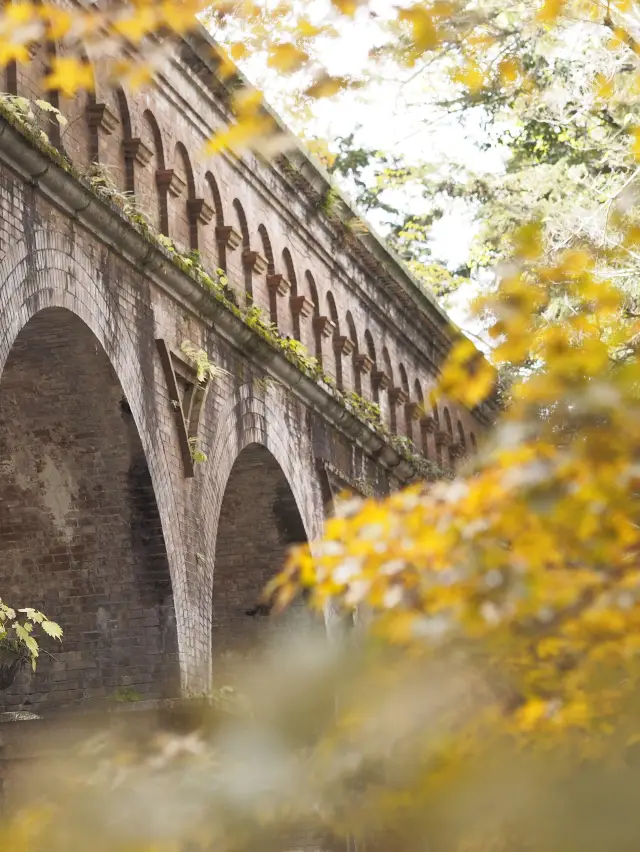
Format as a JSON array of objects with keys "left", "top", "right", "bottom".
[{"left": 0, "top": 21, "right": 494, "bottom": 713}]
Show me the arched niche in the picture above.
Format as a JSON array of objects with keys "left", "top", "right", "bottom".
[
  {"left": 0, "top": 307, "right": 179, "bottom": 712},
  {"left": 212, "top": 443, "right": 320, "bottom": 677}
]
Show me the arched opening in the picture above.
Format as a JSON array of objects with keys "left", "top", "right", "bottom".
[
  {"left": 0, "top": 308, "right": 179, "bottom": 713},
  {"left": 327, "top": 292, "right": 342, "bottom": 388},
  {"left": 457, "top": 419, "right": 466, "bottom": 455},
  {"left": 233, "top": 200, "right": 251, "bottom": 301},
  {"left": 382, "top": 347, "right": 395, "bottom": 432},
  {"left": 116, "top": 87, "right": 134, "bottom": 194},
  {"left": 204, "top": 172, "right": 225, "bottom": 271},
  {"left": 212, "top": 444, "right": 319, "bottom": 675},
  {"left": 431, "top": 393, "right": 442, "bottom": 468},
  {"left": 444, "top": 407, "right": 454, "bottom": 470},
  {"left": 259, "top": 225, "right": 278, "bottom": 326},
  {"left": 306, "top": 272, "right": 322, "bottom": 363},
  {"left": 414, "top": 379, "right": 425, "bottom": 452},
  {"left": 399, "top": 363, "right": 410, "bottom": 438},
  {"left": 365, "top": 330, "right": 377, "bottom": 402},
  {"left": 174, "top": 142, "right": 196, "bottom": 250},
  {"left": 346, "top": 311, "right": 360, "bottom": 394},
  {"left": 282, "top": 248, "right": 298, "bottom": 340},
  {"left": 141, "top": 110, "right": 167, "bottom": 233}
]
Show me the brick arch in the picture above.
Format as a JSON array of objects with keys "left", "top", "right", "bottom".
[
  {"left": 198, "top": 387, "right": 323, "bottom": 679},
  {"left": 200, "top": 387, "right": 320, "bottom": 559},
  {"left": 456, "top": 418, "right": 467, "bottom": 467},
  {"left": 346, "top": 311, "right": 359, "bottom": 393},
  {"left": 172, "top": 142, "right": 195, "bottom": 249},
  {"left": 233, "top": 200, "right": 252, "bottom": 300},
  {"left": 305, "top": 271, "right": 322, "bottom": 362},
  {"left": 364, "top": 329, "right": 378, "bottom": 402},
  {"left": 326, "top": 291, "right": 341, "bottom": 388},
  {"left": 430, "top": 390, "right": 443, "bottom": 468},
  {"left": 382, "top": 346, "right": 395, "bottom": 432},
  {"left": 399, "top": 363, "right": 410, "bottom": 437},
  {"left": 0, "top": 231, "right": 193, "bottom": 690},
  {"left": 205, "top": 172, "right": 225, "bottom": 271},
  {"left": 444, "top": 406, "right": 454, "bottom": 470},
  {"left": 211, "top": 441, "right": 322, "bottom": 673},
  {"left": 444, "top": 406, "right": 454, "bottom": 439},
  {"left": 141, "top": 110, "right": 167, "bottom": 233},
  {"left": 414, "top": 378, "right": 425, "bottom": 451},
  {"left": 115, "top": 87, "right": 135, "bottom": 195},
  {"left": 259, "top": 225, "right": 278, "bottom": 326},
  {"left": 282, "top": 248, "right": 298, "bottom": 340}
]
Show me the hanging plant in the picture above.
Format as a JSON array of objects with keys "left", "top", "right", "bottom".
[{"left": 0, "top": 600, "right": 62, "bottom": 691}]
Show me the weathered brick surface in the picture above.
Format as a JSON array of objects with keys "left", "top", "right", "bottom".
[{"left": 0, "top": 31, "right": 491, "bottom": 709}]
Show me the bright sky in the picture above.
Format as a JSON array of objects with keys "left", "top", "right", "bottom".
[{"left": 214, "top": 0, "right": 506, "bottom": 334}]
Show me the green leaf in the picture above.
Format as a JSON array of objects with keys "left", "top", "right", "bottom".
[
  {"left": 15, "top": 623, "right": 38, "bottom": 656},
  {"left": 19, "top": 607, "right": 44, "bottom": 623},
  {"left": 42, "top": 620, "right": 63, "bottom": 640}
]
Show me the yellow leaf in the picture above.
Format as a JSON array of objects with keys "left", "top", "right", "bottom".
[
  {"left": 399, "top": 6, "right": 438, "bottom": 52},
  {"left": 438, "top": 339, "right": 496, "bottom": 407},
  {"left": 305, "top": 74, "right": 356, "bottom": 99},
  {"left": 40, "top": 4, "right": 72, "bottom": 40},
  {"left": 537, "top": 0, "right": 565, "bottom": 23},
  {"left": 453, "top": 62, "right": 484, "bottom": 93},
  {"left": 632, "top": 127, "right": 640, "bottom": 160},
  {"left": 161, "top": 0, "right": 202, "bottom": 34},
  {"left": 267, "top": 43, "right": 309, "bottom": 73},
  {"left": 516, "top": 699, "right": 549, "bottom": 731},
  {"left": 230, "top": 42, "right": 248, "bottom": 61},
  {"left": 331, "top": 0, "right": 362, "bottom": 17},
  {"left": 205, "top": 113, "right": 274, "bottom": 155},
  {"left": 498, "top": 58, "right": 520, "bottom": 85},
  {"left": 595, "top": 73, "right": 614, "bottom": 100},
  {"left": 112, "top": 59, "right": 155, "bottom": 91},
  {"left": 0, "top": 42, "right": 29, "bottom": 67},
  {"left": 232, "top": 87, "right": 263, "bottom": 117},
  {"left": 2, "top": 2, "right": 37, "bottom": 26},
  {"left": 43, "top": 57, "right": 94, "bottom": 97},
  {"left": 113, "top": 6, "right": 158, "bottom": 43},
  {"left": 297, "top": 18, "right": 324, "bottom": 39}
]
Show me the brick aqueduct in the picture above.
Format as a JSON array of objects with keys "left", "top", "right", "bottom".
[{"left": 0, "top": 23, "right": 494, "bottom": 712}]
